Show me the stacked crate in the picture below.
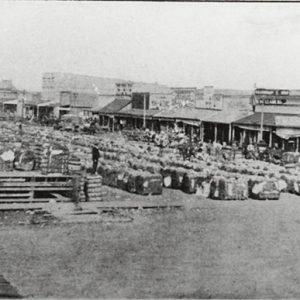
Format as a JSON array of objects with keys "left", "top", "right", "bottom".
[
  {"left": 135, "top": 173, "right": 163, "bottom": 195},
  {"left": 79, "top": 176, "right": 87, "bottom": 201},
  {"left": 13, "top": 149, "right": 35, "bottom": 171},
  {"left": 48, "top": 152, "right": 69, "bottom": 174},
  {"left": 41, "top": 143, "right": 70, "bottom": 175},
  {"left": 248, "top": 176, "right": 280, "bottom": 200},
  {"left": 85, "top": 175, "right": 103, "bottom": 201},
  {"left": 161, "top": 167, "right": 173, "bottom": 188},
  {"left": 0, "top": 158, "right": 13, "bottom": 172},
  {"left": 181, "top": 171, "right": 201, "bottom": 194},
  {"left": 68, "top": 155, "right": 82, "bottom": 174},
  {"left": 28, "top": 142, "right": 43, "bottom": 170},
  {"left": 171, "top": 168, "right": 186, "bottom": 189},
  {"left": 210, "top": 175, "right": 248, "bottom": 200}
]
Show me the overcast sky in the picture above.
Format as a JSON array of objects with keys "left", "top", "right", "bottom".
[{"left": 1, "top": 2, "right": 300, "bottom": 91}]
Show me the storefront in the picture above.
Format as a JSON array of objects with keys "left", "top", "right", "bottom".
[{"left": 234, "top": 112, "right": 300, "bottom": 151}]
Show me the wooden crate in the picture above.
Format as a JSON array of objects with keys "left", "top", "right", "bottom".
[{"left": 0, "top": 171, "right": 78, "bottom": 203}]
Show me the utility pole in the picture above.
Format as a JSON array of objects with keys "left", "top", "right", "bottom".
[
  {"left": 143, "top": 93, "right": 146, "bottom": 129},
  {"left": 75, "top": 93, "right": 79, "bottom": 117},
  {"left": 254, "top": 83, "right": 264, "bottom": 142},
  {"left": 259, "top": 95, "right": 264, "bottom": 142},
  {"left": 22, "top": 89, "right": 25, "bottom": 121}
]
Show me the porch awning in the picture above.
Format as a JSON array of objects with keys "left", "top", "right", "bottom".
[
  {"left": 276, "top": 128, "right": 300, "bottom": 140},
  {"left": 275, "top": 116, "right": 300, "bottom": 139},
  {"left": 37, "top": 101, "right": 57, "bottom": 107},
  {"left": 178, "top": 120, "right": 201, "bottom": 126},
  {"left": 237, "top": 125, "right": 270, "bottom": 132},
  {"left": 3, "top": 99, "right": 18, "bottom": 105}
]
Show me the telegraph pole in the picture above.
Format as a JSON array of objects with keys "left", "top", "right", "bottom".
[
  {"left": 22, "top": 89, "right": 25, "bottom": 121},
  {"left": 143, "top": 93, "right": 146, "bottom": 129},
  {"left": 254, "top": 83, "right": 264, "bottom": 142},
  {"left": 259, "top": 95, "right": 264, "bottom": 141}
]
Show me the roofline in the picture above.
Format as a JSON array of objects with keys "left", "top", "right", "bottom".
[
  {"left": 171, "top": 87, "right": 197, "bottom": 89},
  {"left": 42, "top": 72, "right": 126, "bottom": 83}
]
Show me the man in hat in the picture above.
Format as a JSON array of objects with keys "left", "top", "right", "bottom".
[{"left": 92, "top": 144, "right": 100, "bottom": 174}]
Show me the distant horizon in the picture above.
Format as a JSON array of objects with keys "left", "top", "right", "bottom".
[
  {"left": 1, "top": 2, "right": 300, "bottom": 92},
  {"left": 2, "top": 71, "right": 256, "bottom": 93},
  {"left": 4, "top": 71, "right": 300, "bottom": 93}
]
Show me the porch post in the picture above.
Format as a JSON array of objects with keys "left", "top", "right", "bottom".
[
  {"left": 200, "top": 122, "right": 204, "bottom": 142},
  {"left": 228, "top": 124, "right": 232, "bottom": 144},
  {"left": 214, "top": 124, "right": 218, "bottom": 142},
  {"left": 297, "top": 137, "right": 299, "bottom": 152},
  {"left": 232, "top": 125, "right": 235, "bottom": 143},
  {"left": 241, "top": 129, "right": 246, "bottom": 144},
  {"left": 199, "top": 122, "right": 202, "bottom": 141},
  {"left": 269, "top": 130, "right": 272, "bottom": 148},
  {"left": 239, "top": 131, "right": 243, "bottom": 147}
]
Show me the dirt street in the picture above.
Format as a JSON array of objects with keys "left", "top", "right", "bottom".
[{"left": 1, "top": 192, "right": 300, "bottom": 298}]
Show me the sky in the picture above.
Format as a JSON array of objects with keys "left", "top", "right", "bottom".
[{"left": 1, "top": 2, "right": 300, "bottom": 91}]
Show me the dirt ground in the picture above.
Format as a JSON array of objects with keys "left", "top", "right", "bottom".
[{"left": 2, "top": 191, "right": 300, "bottom": 298}]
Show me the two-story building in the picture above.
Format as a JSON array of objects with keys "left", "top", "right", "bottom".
[
  {"left": 234, "top": 88, "right": 300, "bottom": 150},
  {"left": 42, "top": 72, "right": 125, "bottom": 118}
]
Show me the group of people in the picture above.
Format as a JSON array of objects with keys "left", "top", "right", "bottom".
[
  {"left": 144, "top": 127, "right": 241, "bottom": 162},
  {"left": 178, "top": 139, "right": 239, "bottom": 162},
  {"left": 244, "top": 141, "right": 283, "bottom": 163}
]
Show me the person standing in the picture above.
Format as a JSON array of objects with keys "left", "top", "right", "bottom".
[
  {"left": 214, "top": 140, "right": 222, "bottom": 160},
  {"left": 247, "top": 142, "right": 255, "bottom": 159},
  {"left": 92, "top": 144, "right": 100, "bottom": 174},
  {"left": 207, "top": 140, "right": 212, "bottom": 156},
  {"left": 232, "top": 141, "right": 238, "bottom": 160},
  {"left": 18, "top": 122, "right": 23, "bottom": 136}
]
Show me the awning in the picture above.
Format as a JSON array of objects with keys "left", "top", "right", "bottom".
[
  {"left": 3, "top": 99, "right": 18, "bottom": 105},
  {"left": 37, "top": 101, "right": 57, "bottom": 107},
  {"left": 237, "top": 125, "right": 270, "bottom": 132},
  {"left": 115, "top": 109, "right": 158, "bottom": 118},
  {"left": 153, "top": 108, "right": 217, "bottom": 121},
  {"left": 274, "top": 115, "right": 300, "bottom": 139},
  {"left": 276, "top": 128, "right": 300, "bottom": 140},
  {"left": 177, "top": 120, "right": 200, "bottom": 126}
]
